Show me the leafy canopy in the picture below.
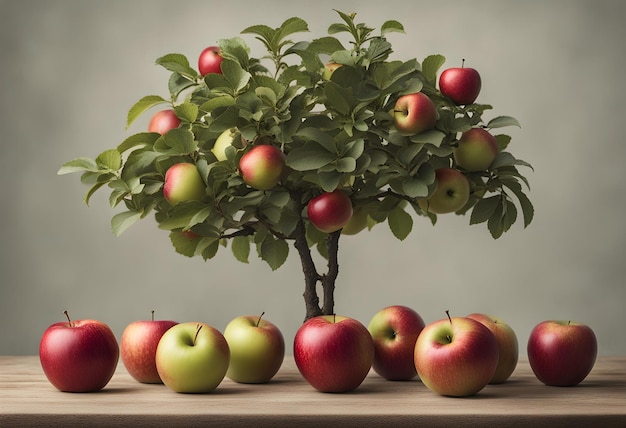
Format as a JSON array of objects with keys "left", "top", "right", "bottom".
[{"left": 59, "top": 10, "right": 533, "bottom": 271}]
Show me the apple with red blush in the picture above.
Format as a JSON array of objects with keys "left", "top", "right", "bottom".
[
  {"left": 148, "top": 109, "right": 181, "bottom": 135},
  {"left": 439, "top": 59, "right": 482, "bottom": 105},
  {"left": 198, "top": 46, "right": 224, "bottom": 76}
]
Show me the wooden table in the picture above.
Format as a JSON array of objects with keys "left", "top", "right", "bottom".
[{"left": 1, "top": 356, "right": 624, "bottom": 427}]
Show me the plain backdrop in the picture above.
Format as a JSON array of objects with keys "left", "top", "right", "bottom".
[{"left": 1, "top": 0, "right": 625, "bottom": 357}]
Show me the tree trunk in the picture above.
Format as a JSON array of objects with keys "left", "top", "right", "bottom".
[{"left": 293, "top": 217, "right": 341, "bottom": 321}]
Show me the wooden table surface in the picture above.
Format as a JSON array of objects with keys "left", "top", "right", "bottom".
[{"left": 1, "top": 356, "right": 624, "bottom": 427}]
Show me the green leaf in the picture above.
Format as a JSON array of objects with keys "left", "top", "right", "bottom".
[
  {"left": 410, "top": 130, "right": 445, "bottom": 147},
  {"left": 57, "top": 157, "right": 98, "bottom": 175},
  {"left": 174, "top": 102, "right": 199, "bottom": 123},
  {"left": 402, "top": 177, "right": 429, "bottom": 198},
  {"left": 387, "top": 205, "right": 413, "bottom": 241},
  {"left": 155, "top": 128, "right": 198, "bottom": 154},
  {"left": 307, "top": 36, "right": 345, "bottom": 54},
  {"left": 324, "top": 81, "right": 354, "bottom": 115},
  {"left": 276, "top": 16, "right": 309, "bottom": 40},
  {"left": 111, "top": 210, "right": 142, "bottom": 236},
  {"left": 222, "top": 59, "right": 252, "bottom": 94},
  {"left": 96, "top": 149, "right": 122, "bottom": 171},
  {"left": 170, "top": 231, "right": 199, "bottom": 257},
  {"left": 126, "top": 95, "right": 168, "bottom": 129},
  {"left": 422, "top": 54, "right": 446, "bottom": 86},
  {"left": 155, "top": 53, "right": 197, "bottom": 78},
  {"left": 490, "top": 152, "right": 533, "bottom": 170},
  {"left": 286, "top": 142, "right": 336, "bottom": 171},
  {"left": 232, "top": 235, "right": 251, "bottom": 263},
  {"left": 117, "top": 132, "right": 160, "bottom": 154},
  {"left": 259, "top": 235, "right": 289, "bottom": 270},
  {"left": 486, "top": 116, "right": 521, "bottom": 129},
  {"left": 470, "top": 196, "right": 500, "bottom": 225},
  {"left": 495, "top": 134, "right": 512, "bottom": 152},
  {"left": 487, "top": 202, "right": 504, "bottom": 239},
  {"left": 381, "top": 20, "right": 405, "bottom": 35}
]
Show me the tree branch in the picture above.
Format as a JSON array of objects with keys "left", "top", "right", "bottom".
[{"left": 322, "top": 230, "right": 341, "bottom": 315}]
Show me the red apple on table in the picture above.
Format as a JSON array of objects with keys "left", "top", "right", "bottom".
[
  {"left": 155, "top": 322, "right": 230, "bottom": 393},
  {"left": 307, "top": 189, "right": 353, "bottom": 233},
  {"left": 223, "top": 312, "right": 285, "bottom": 384},
  {"left": 148, "top": 109, "right": 181, "bottom": 135},
  {"left": 39, "top": 311, "right": 119, "bottom": 392},
  {"left": 163, "top": 163, "right": 206, "bottom": 205},
  {"left": 414, "top": 312, "right": 499, "bottom": 396},
  {"left": 393, "top": 92, "right": 437, "bottom": 136},
  {"left": 454, "top": 128, "right": 499, "bottom": 172},
  {"left": 238, "top": 145, "right": 286, "bottom": 190},
  {"left": 198, "top": 46, "right": 224, "bottom": 76},
  {"left": 367, "top": 305, "right": 425, "bottom": 381},
  {"left": 466, "top": 313, "right": 518, "bottom": 384},
  {"left": 421, "top": 168, "right": 470, "bottom": 214},
  {"left": 120, "top": 311, "right": 178, "bottom": 384},
  {"left": 527, "top": 320, "right": 597, "bottom": 386},
  {"left": 294, "top": 315, "right": 374, "bottom": 393},
  {"left": 439, "top": 59, "right": 482, "bottom": 105}
]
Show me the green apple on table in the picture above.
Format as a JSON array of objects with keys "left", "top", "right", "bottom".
[
  {"left": 223, "top": 312, "right": 285, "bottom": 384},
  {"left": 467, "top": 313, "right": 518, "bottom": 384},
  {"left": 155, "top": 322, "right": 230, "bottom": 393}
]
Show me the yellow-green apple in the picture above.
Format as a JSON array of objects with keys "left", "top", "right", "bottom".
[
  {"left": 439, "top": 60, "right": 482, "bottom": 105},
  {"left": 163, "top": 163, "right": 205, "bottom": 205},
  {"left": 323, "top": 62, "right": 342, "bottom": 80},
  {"left": 527, "top": 320, "right": 597, "bottom": 386},
  {"left": 294, "top": 315, "right": 374, "bottom": 392},
  {"left": 307, "top": 189, "right": 353, "bottom": 233},
  {"left": 466, "top": 313, "right": 518, "bottom": 384},
  {"left": 341, "top": 207, "right": 368, "bottom": 235},
  {"left": 148, "top": 109, "right": 181, "bottom": 135},
  {"left": 238, "top": 145, "right": 286, "bottom": 190},
  {"left": 198, "top": 46, "right": 224, "bottom": 76},
  {"left": 414, "top": 313, "right": 498, "bottom": 396},
  {"left": 367, "top": 305, "right": 425, "bottom": 381},
  {"left": 155, "top": 322, "right": 230, "bottom": 393},
  {"left": 39, "top": 311, "right": 119, "bottom": 392},
  {"left": 422, "top": 168, "right": 470, "bottom": 214},
  {"left": 393, "top": 92, "right": 437, "bottom": 136},
  {"left": 120, "top": 312, "right": 178, "bottom": 384},
  {"left": 454, "top": 128, "right": 499, "bottom": 171},
  {"left": 212, "top": 128, "right": 238, "bottom": 161},
  {"left": 223, "top": 312, "right": 285, "bottom": 384}
]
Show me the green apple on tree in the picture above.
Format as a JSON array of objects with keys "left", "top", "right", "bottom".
[
  {"left": 155, "top": 322, "right": 230, "bottom": 393},
  {"left": 239, "top": 145, "right": 286, "bottom": 190},
  {"left": 211, "top": 128, "right": 239, "bottom": 161},
  {"left": 454, "top": 128, "right": 499, "bottom": 172},
  {"left": 393, "top": 92, "right": 437, "bottom": 136},
  {"left": 163, "top": 163, "right": 205, "bottom": 205},
  {"left": 323, "top": 62, "right": 342, "bottom": 80},
  {"left": 223, "top": 312, "right": 285, "bottom": 384},
  {"left": 421, "top": 168, "right": 470, "bottom": 214}
]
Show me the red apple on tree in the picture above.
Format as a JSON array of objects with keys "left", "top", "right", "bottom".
[
  {"left": 198, "top": 46, "right": 224, "bottom": 76},
  {"left": 39, "top": 311, "right": 119, "bottom": 392},
  {"left": 163, "top": 163, "right": 206, "bottom": 205},
  {"left": 421, "top": 168, "right": 470, "bottom": 214},
  {"left": 294, "top": 314, "right": 374, "bottom": 392},
  {"left": 223, "top": 312, "right": 285, "bottom": 384},
  {"left": 393, "top": 92, "right": 437, "bottom": 136},
  {"left": 414, "top": 311, "right": 498, "bottom": 397},
  {"left": 439, "top": 59, "right": 482, "bottom": 105},
  {"left": 454, "top": 128, "right": 499, "bottom": 172},
  {"left": 527, "top": 320, "right": 597, "bottom": 386},
  {"left": 466, "top": 313, "right": 518, "bottom": 384},
  {"left": 156, "top": 322, "right": 230, "bottom": 393},
  {"left": 238, "top": 145, "right": 286, "bottom": 190},
  {"left": 307, "top": 189, "right": 353, "bottom": 233},
  {"left": 120, "top": 311, "right": 178, "bottom": 384},
  {"left": 367, "top": 305, "right": 425, "bottom": 381},
  {"left": 148, "top": 109, "right": 181, "bottom": 135}
]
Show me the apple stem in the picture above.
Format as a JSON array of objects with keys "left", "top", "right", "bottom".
[
  {"left": 461, "top": 58, "right": 466, "bottom": 68},
  {"left": 194, "top": 324, "right": 202, "bottom": 346},
  {"left": 151, "top": 310, "right": 155, "bottom": 322},
  {"left": 256, "top": 311, "right": 265, "bottom": 327},
  {"left": 63, "top": 310, "right": 73, "bottom": 328},
  {"left": 445, "top": 310, "right": 452, "bottom": 324}
]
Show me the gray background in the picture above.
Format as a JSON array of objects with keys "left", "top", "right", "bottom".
[{"left": 2, "top": 0, "right": 625, "bottom": 356}]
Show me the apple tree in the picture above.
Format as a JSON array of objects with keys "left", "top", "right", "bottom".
[{"left": 59, "top": 11, "right": 533, "bottom": 321}]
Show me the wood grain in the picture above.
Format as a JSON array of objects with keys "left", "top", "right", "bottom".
[{"left": 1, "top": 356, "right": 624, "bottom": 427}]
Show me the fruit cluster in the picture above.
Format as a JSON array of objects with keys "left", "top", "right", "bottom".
[{"left": 39, "top": 308, "right": 597, "bottom": 396}]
